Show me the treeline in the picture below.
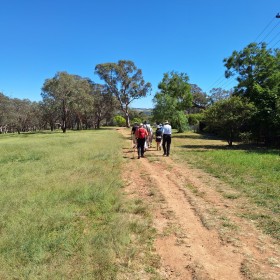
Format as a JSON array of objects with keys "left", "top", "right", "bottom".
[
  {"left": 0, "top": 95, "right": 42, "bottom": 134},
  {"left": 152, "top": 43, "right": 280, "bottom": 147},
  {"left": 0, "top": 74, "right": 117, "bottom": 133},
  {"left": 1, "top": 44, "right": 280, "bottom": 146},
  {"left": 205, "top": 42, "right": 280, "bottom": 146},
  {"left": 0, "top": 60, "right": 151, "bottom": 133}
]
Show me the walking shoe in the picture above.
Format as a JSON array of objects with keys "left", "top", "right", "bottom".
[{"left": 138, "top": 155, "right": 140, "bottom": 159}]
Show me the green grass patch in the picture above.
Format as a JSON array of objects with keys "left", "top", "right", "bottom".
[
  {"left": 173, "top": 131, "right": 280, "bottom": 240},
  {"left": 0, "top": 129, "right": 131, "bottom": 278}
]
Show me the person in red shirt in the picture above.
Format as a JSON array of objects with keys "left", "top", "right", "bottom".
[{"left": 135, "top": 123, "right": 148, "bottom": 159}]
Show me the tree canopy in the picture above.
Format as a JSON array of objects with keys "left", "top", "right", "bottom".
[
  {"left": 204, "top": 96, "right": 256, "bottom": 146},
  {"left": 95, "top": 60, "right": 152, "bottom": 127},
  {"left": 224, "top": 42, "right": 280, "bottom": 144},
  {"left": 153, "top": 71, "right": 192, "bottom": 132},
  {"left": 42, "top": 72, "right": 93, "bottom": 132}
]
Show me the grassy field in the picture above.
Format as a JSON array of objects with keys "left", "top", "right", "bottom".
[
  {"left": 173, "top": 132, "right": 280, "bottom": 240},
  {"left": 0, "top": 129, "right": 153, "bottom": 279},
  {"left": 1, "top": 128, "right": 279, "bottom": 278}
]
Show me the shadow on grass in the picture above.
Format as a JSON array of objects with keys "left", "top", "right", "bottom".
[
  {"left": 179, "top": 143, "right": 280, "bottom": 154},
  {"left": 244, "top": 147, "right": 280, "bottom": 156},
  {"left": 0, "top": 128, "right": 119, "bottom": 138},
  {"left": 176, "top": 132, "right": 280, "bottom": 155},
  {"left": 172, "top": 133, "right": 221, "bottom": 140},
  {"left": 179, "top": 144, "right": 229, "bottom": 151}
]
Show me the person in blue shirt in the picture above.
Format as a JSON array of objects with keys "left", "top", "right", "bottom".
[{"left": 162, "top": 120, "right": 172, "bottom": 156}]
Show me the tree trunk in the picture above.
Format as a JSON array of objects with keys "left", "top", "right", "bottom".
[
  {"left": 50, "top": 121, "right": 54, "bottom": 131},
  {"left": 61, "top": 117, "right": 67, "bottom": 133},
  {"left": 96, "top": 118, "right": 101, "bottom": 129},
  {"left": 125, "top": 106, "right": 130, "bottom": 127},
  {"left": 61, "top": 121, "right": 66, "bottom": 133},
  {"left": 61, "top": 100, "right": 67, "bottom": 133},
  {"left": 227, "top": 131, "right": 233, "bottom": 146}
]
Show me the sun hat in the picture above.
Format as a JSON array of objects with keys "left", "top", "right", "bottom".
[{"left": 165, "top": 120, "right": 169, "bottom": 124}]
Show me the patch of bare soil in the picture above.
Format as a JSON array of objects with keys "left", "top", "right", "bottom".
[{"left": 119, "top": 128, "right": 280, "bottom": 280}]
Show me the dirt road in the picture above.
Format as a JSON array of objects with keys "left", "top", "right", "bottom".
[{"left": 119, "top": 128, "right": 279, "bottom": 280}]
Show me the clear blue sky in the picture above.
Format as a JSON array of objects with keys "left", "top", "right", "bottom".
[{"left": 1, "top": 0, "right": 280, "bottom": 108}]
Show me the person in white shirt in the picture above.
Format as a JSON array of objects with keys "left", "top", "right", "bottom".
[{"left": 162, "top": 120, "right": 172, "bottom": 156}]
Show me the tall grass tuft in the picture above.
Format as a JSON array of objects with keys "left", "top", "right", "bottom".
[
  {"left": 174, "top": 132, "right": 280, "bottom": 240},
  {"left": 0, "top": 129, "right": 130, "bottom": 278}
]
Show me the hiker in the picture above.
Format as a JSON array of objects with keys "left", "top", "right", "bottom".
[
  {"left": 146, "top": 125, "right": 153, "bottom": 148},
  {"left": 155, "top": 125, "right": 163, "bottom": 150},
  {"left": 135, "top": 123, "right": 148, "bottom": 159},
  {"left": 131, "top": 122, "right": 139, "bottom": 148},
  {"left": 162, "top": 120, "right": 172, "bottom": 156},
  {"left": 143, "top": 121, "right": 152, "bottom": 148}
]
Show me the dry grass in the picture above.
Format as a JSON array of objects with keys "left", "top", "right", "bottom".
[{"left": 172, "top": 131, "right": 280, "bottom": 240}]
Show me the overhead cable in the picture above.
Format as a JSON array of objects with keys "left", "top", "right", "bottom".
[
  {"left": 271, "top": 37, "right": 280, "bottom": 48},
  {"left": 267, "top": 30, "right": 280, "bottom": 46},
  {"left": 205, "top": 74, "right": 225, "bottom": 92},
  {"left": 207, "top": 13, "right": 280, "bottom": 94},
  {"left": 260, "top": 20, "right": 280, "bottom": 42},
  {"left": 254, "top": 16, "right": 276, "bottom": 42}
]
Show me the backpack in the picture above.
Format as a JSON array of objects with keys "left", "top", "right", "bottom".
[
  {"left": 132, "top": 125, "right": 138, "bottom": 134},
  {"left": 145, "top": 124, "right": 151, "bottom": 133},
  {"left": 156, "top": 129, "right": 162, "bottom": 137},
  {"left": 138, "top": 127, "right": 146, "bottom": 139}
]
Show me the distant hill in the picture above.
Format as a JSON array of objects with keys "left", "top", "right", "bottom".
[{"left": 131, "top": 108, "right": 152, "bottom": 115}]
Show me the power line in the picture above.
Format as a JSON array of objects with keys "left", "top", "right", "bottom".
[
  {"left": 269, "top": 13, "right": 280, "bottom": 47},
  {"left": 205, "top": 74, "right": 225, "bottom": 92},
  {"left": 207, "top": 13, "right": 280, "bottom": 94},
  {"left": 207, "top": 75, "right": 235, "bottom": 93},
  {"left": 219, "top": 77, "right": 236, "bottom": 89},
  {"left": 271, "top": 37, "right": 280, "bottom": 48},
  {"left": 260, "top": 20, "right": 280, "bottom": 42},
  {"left": 254, "top": 16, "right": 276, "bottom": 42},
  {"left": 267, "top": 30, "right": 280, "bottom": 46}
]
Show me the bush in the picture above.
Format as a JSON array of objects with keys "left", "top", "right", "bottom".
[
  {"left": 187, "top": 113, "right": 203, "bottom": 125},
  {"left": 131, "top": 118, "right": 142, "bottom": 125},
  {"left": 113, "top": 115, "right": 126, "bottom": 127},
  {"left": 172, "top": 111, "right": 189, "bottom": 133},
  {"left": 239, "top": 132, "right": 253, "bottom": 143}
]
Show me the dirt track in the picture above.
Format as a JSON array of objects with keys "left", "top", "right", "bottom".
[{"left": 119, "top": 128, "right": 280, "bottom": 280}]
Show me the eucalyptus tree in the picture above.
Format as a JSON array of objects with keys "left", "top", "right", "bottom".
[
  {"left": 0, "top": 93, "right": 42, "bottom": 133},
  {"left": 91, "top": 83, "right": 117, "bottom": 129},
  {"left": 10, "top": 98, "right": 35, "bottom": 133},
  {"left": 95, "top": 60, "right": 152, "bottom": 127},
  {"left": 70, "top": 80, "right": 94, "bottom": 130},
  {"left": 153, "top": 71, "right": 192, "bottom": 132},
  {"left": 39, "top": 98, "right": 60, "bottom": 131},
  {"left": 29, "top": 101, "right": 44, "bottom": 131},
  {"left": 204, "top": 96, "right": 256, "bottom": 146},
  {"left": 208, "top": 87, "right": 231, "bottom": 104},
  {"left": 190, "top": 84, "right": 209, "bottom": 112},
  {"left": 0, "top": 93, "right": 11, "bottom": 133},
  {"left": 41, "top": 72, "right": 92, "bottom": 132},
  {"left": 224, "top": 42, "right": 280, "bottom": 144}
]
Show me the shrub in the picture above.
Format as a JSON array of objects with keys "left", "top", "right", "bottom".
[{"left": 113, "top": 115, "right": 126, "bottom": 127}]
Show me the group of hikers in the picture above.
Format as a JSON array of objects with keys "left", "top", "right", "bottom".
[{"left": 131, "top": 120, "right": 172, "bottom": 159}]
